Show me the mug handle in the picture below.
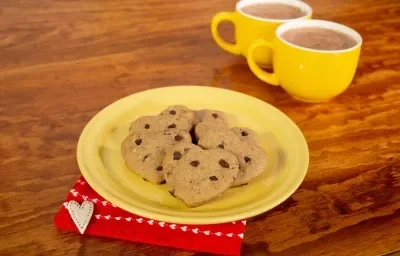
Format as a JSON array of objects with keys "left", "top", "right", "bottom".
[
  {"left": 211, "top": 12, "right": 241, "bottom": 55},
  {"left": 247, "top": 39, "right": 280, "bottom": 86}
]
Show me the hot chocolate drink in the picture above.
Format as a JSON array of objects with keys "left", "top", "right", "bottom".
[
  {"left": 241, "top": 3, "right": 306, "bottom": 20},
  {"left": 281, "top": 27, "right": 358, "bottom": 51}
]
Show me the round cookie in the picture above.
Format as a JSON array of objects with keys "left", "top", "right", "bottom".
[
  {"left": 194, "top": 109, "right": 228, "bottom": 125},
  {"left": 121, "top": 130, "right": 191, "bottom": 184},
  {"left": 231, "top": 127, "right": 260, "bottom": 145},
  {"left": 169, "top": 148, "right": 239, "bottom": 207},
  {"left": 159, "top": 105, "right": 196, "bottom": 127},
  {"left": 194, "top": 120, "right": 229, "bottom": 141},
  {"left": 129, "top": 115, "right": 191, "bottom": 135},
  {"left": 162, "top": 143, "right": 203, "bottom": 184},
  {"left": 198, "top": 130, "right": 267, "bottom": 186}
]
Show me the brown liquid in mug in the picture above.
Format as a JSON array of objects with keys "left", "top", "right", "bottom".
[
  {"left": 241, "top": 3, "right": 306, "bottom": 20},
  {"left": 281, "top": 27, "right": 358, "bottom": 51}
]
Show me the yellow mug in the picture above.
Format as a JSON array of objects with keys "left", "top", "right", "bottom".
[
  {"left": 248, "top": 20, "right": 363, "bottom": 102},
  {"left": 211, "top": 0, "right": 312, "bottom": 67}
]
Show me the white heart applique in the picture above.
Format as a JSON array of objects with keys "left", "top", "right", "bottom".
[{"left": 67, "top": 200, "right": 94, "bottom": 234}]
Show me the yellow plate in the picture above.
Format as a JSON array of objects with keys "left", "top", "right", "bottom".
[{"left": 77, "top": 86, "right": 309, "bottom": 224}]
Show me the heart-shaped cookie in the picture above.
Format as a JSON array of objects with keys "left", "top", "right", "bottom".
[
  {"left": 167, "top": 148, "right": 239, "bottom": 207},
  {"left": 198, "top": 128, "right": 267, "bottom": 186}
]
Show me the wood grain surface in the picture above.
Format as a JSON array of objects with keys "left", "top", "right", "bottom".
[{"left": 1, "top": 0, "right": 399, "bottom": 255}]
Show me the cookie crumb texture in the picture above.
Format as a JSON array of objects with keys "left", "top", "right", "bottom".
[
  {"left": 231, "top": 127, "right": 260, "bottom": 145},
  {"left": 129, "top": 115, "right": 192, "bottom": 135},
  {"left": 194, "top": 109, "right": 228, "bottom": 125},
  {"left": 121, "top": 105, "right": 267, "bottom": 207},
  {"left": 194, "top": 119, "right": 228, "bottom": 141},
  {"left": 163, "top": 143, "right": 202, "bottom": 184},
  {"left": 159, "top": 105, "right": 196, "bottom": 128},
  {"left": 121, "top": 130, "right": 191, "bottom": 184}
]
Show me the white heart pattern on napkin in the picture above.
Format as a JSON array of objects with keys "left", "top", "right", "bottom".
[{"left": 67, "top": 200, "right": 94, "bottom": 234}]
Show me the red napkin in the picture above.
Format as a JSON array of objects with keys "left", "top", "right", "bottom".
[{"left": 54, "top": 176, "right": 246, "bottom": 255}]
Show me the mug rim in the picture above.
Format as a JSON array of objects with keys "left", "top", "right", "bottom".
[
  {"left": 236, "top": 0, "right": 312, "bottom": 23},
  {"left": 276, "top": 19, "right": 363, "bottom": 53}
]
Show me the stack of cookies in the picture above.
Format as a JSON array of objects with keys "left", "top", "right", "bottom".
[{"left": 121, "top": 105, "right": 267, "bottom": 207}]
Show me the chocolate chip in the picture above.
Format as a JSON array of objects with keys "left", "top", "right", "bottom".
[
  {"left": 242, "top": 131, "right": 248, "bottom": 136},
  {"left": 219, "top": 159, "right": 229, "bottom": 168},
  {"left": 174, "top": 135, "right": 183, "bottom": 141},
  {"left": 170, "top": 110, "right": 176, "bottom": 115},
  {"left": 244, "top": 156, "right": 251, "bottom": 163},
  {"left": 169, "top": 190, "right": 175, "bottom": 197},
  {"left": 135, "top": 139, "right": 142, "bottom": 145},
  {"left": 159, "top": 180, "right": 166, "bottom": 184},
  {"left": 143, "top": 178, "right": 148, "bottom": 182},
  {"left": 209, "top": 176, "right": 218, "bottom": 181},
  {"left": 173, "top": 151, "right": 182, "bottom": 160},
  {"left": 184, "top": 148, "right": 190, "bottom": 153},
  {"left": 218, "top": 144, "right": 224, "bottom": 149},
  {"left": 190, "top": 161, "right": 200, "bottom": 167},
  {"left": 144, "top": 124, "right": 150, "bottom": 129},
  {"left": 212, "top": 113, "right": 218, "bottom": 119},
  {"left": 143, "top": 154, "right": 149, "bottom": 160},
  {"left": 168, "top": 124, "right": 176, "bottom": 128},
  {"left": 156, "top": 166, "right": 163, "bottom": 171}
]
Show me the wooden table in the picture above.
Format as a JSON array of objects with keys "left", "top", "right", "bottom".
[{"left": 1, "top": 0, "right": 399, "bottom": 255}]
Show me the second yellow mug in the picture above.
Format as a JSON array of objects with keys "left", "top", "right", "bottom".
[
  {"left": 211, "top": 0, "right": 312, "bottom": 67},
  {"left": 247, "top": 20, "right": 363, "bottom": 102}
]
